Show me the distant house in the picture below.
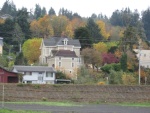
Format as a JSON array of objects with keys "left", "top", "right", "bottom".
[
  {"left": 12, "top": 65, "right": 56, "bottom": 84},
  {"left": 134, "top": 49, "right": 150, "bottom": 68},
  {"left": 0, "top": 37, "right": 3, "bottom": 55},
  {"left": 0, "top": 66, "right": 18, "bottom": 83},
  {"left": 39, "top": 37, "right": 84, "bottom": 79}
]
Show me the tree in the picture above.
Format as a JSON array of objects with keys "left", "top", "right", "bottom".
[
  {"left": 86, "top": 18, "right": 103, "bottom": 43},
  {"left": 34, "top": 4, "right": 42, "bottom": 19},
  {"left": 120, "top": 53, "right": 127, "bottom": 72},
  {"left": 38, "top": 15, "right": 54, "bottom": 38},
  {"left": 96, "top": 20, "right": 110, "bottom": 40},
  {"left": 22, "top": 38, "right": 42, "bottom": 64},
  {"left": 1, "top": 0, "right": 17, "bottom": 16},
  {"left": 102, "top": 53, "right": 119, "bottom": 65},
  {"left": 48, "top": 7, "right": 56, "bottom": 16},
  {"left": 142, "top": 8, "right": 150, "bottom": 41},
  {"left": 15, "top": 8, "right": 31, "bottom": 39},
  {"left": 74, "top": 27, "right": 92, "bottom": 49},
  {"left": 30, "top": 20, "right": 40, "bottom": 37},
  {"left": 41, "top": 7, "right": 47, "bottom": 16},
  {"left": 122, "top": 25, "right": 138, "bottom": 51},
  {"left": 93, "top": 42, "right": 108, "bottom": 53},
  {"left": 0, "top": 18, "right": 15, "bottom": 44},
  {"left": 81, "top": 48, "right": 102, "bottom": 71},
  {"left": 51, "top": 15, "right": 69, "bottom": 37},
  {"left": 64, "top": 22, "right": 74, "bottom": 38},
  {"left": 13, "top": 23, "right": 25, "bottom": 52}
]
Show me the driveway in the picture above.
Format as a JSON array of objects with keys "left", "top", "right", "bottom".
[{"left": 0, "top": 103, "right": 150, "bottom": 113}]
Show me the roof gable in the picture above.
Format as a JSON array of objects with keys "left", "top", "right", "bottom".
[{"left": 43, "top": 37, "right": 81, "bottom": 47}]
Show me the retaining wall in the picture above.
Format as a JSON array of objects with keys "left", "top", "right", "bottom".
[{"left": 0, "top": 84, "right": 150, "bottom": 103}]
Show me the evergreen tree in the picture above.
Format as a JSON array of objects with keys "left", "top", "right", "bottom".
[
  {"left": 74, "top": 27, "right": 92, "bottom": 49},
  {"left": 15, "top": 8, "right": 31, "bottom": 39},
  {"left": 34, "top": 4, "right": 42, "bottom": 19},
  {"left": 120, "top": 53, "right": 127, "bottom": 72},
  {"left": 41, "top": 7, "right": 47, "bottom": 16},
  {"left": 142, "top": 8, "right": 150, "bottom": 41},
  {"left": 0, "top": 18, "right": 15, "bottom": 44},
  {"left": 86, "top": 17, "right": 103, "bottom": 43},
  {"left": 48, "top": 7, "right": 56, "bottom": 16}
]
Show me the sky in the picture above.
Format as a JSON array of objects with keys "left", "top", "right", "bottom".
[{"left": 0, "top": 0, "right": 150, "bottom": 18}]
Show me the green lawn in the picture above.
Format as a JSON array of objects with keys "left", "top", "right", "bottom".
[{"left": 0, "top": 109, "right": 49, "bottom": 113}]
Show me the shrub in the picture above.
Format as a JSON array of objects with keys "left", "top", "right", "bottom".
[
  {"left": 97, "top": 81, "right": 105, "bottom": 85},
  {"left": 122, "top": 73, "right": 137, "bottom": 85}
]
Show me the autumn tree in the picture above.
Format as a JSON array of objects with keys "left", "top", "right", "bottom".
[
  {"left": 81, "top": 48, "right": 102, "bottom": 71},
  {"left": 96, "top": 20, "right": 110, "bottom": 40},
  {"left": 22, "top": 38, "right": 42, "bottom": 64},
  {"left": 93, "top": 42, "right": 108, "bottom": 53},
  {"left": 51, "top": 15, "right": 69, "bottom": 37},
  {"left": 30, "top": 20, "right": 40, "bottom": 37},
  {"left": 38, "top": 15, "right": 54, "bottom": 38},
  {"left": 102, "top": 53, "right": 119, "bottom": 65}
]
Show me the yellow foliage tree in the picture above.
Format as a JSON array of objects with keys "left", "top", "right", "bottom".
[
  {"left": 22, "top": 38, "right": 42, "bottom": 64},
  {"left": 93, "top": 42, "right": 108, "bottom": 53},
  {"left": 64, "top": 22, "right": 74, "bottom": 38},
  {"left": 96, "top": 20, "right": 110, "bottom": 40}
]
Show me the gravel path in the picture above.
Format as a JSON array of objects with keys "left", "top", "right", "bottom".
[{"left": 0, "top": 103, "right": 150, "bottom": 113}]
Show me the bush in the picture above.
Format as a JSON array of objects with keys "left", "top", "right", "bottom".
[
  {"left": 109, "top": 70, "right": 123, "bottom": 84},
  {"left": 101, "top": 63, "right": 121, "bottom": 73},
  {"left": 122, "top": 73, "right": 137, "bottom": 85}
]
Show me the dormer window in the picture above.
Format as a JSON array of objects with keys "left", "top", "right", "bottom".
[{"left": 63, "top": 38, "right": 68, "bottom": 45}]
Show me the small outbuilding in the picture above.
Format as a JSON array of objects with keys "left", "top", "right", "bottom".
[{"left": 0, "top": 66, "right": 18, "bottom": 83}]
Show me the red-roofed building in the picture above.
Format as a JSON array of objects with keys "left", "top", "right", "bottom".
[{"left": 0, "top": 67, "right": 18, "bottom": 83}]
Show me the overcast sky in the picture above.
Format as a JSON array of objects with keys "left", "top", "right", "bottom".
[{"left": 1, "top": 0, "right": 150, "bottom": 17}]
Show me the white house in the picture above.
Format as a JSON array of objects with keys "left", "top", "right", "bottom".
[
  {"left": 12, "top": 65, "right": 56, "bottom": 84},
  {"left": 39, "top": 37, "right": 84, "bottom": 79},
  {"left": 134, "top": 49, "right": 150, "bottom": 68}
]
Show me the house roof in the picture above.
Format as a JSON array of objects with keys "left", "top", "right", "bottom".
[
  {"left": 43, "top": 37, "right": 81, "bottom": 47},
  {"left": 13, "top": 66, "right": 56, "bottom": 72},
  {"left": 52, "top": 50, "right": 77, "bottom": 57}
]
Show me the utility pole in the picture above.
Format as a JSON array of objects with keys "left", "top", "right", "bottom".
[{"left": 138, "top": 39, "right": 141, "bottom": 85}]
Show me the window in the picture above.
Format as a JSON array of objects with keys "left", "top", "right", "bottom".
[
  {"left": 144, "top": 54, "right": 146, "bottom": 57},
  {"left": 25, "top": 72, "right": 32, "bottom": 75},
  {"left": 72, "top": 63, "right": 74, "bottom": 67},
  {"left": 46, "top": 72, "right": 53, "bottom": 77},
  {"left": 27, "top": 81, "right": 32, "bottom": 83},
  {"left": 79, "top": 58, "right": 80, "bottom": 62},
  {"left": 59, "top": 62, "right": 61, "bottom": 67},
  {"left": 39, "top": 72, "right": 42, "bottom": 74},
  {"left": 59, "top": 57, "right": 61, "bottom": 60}
]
